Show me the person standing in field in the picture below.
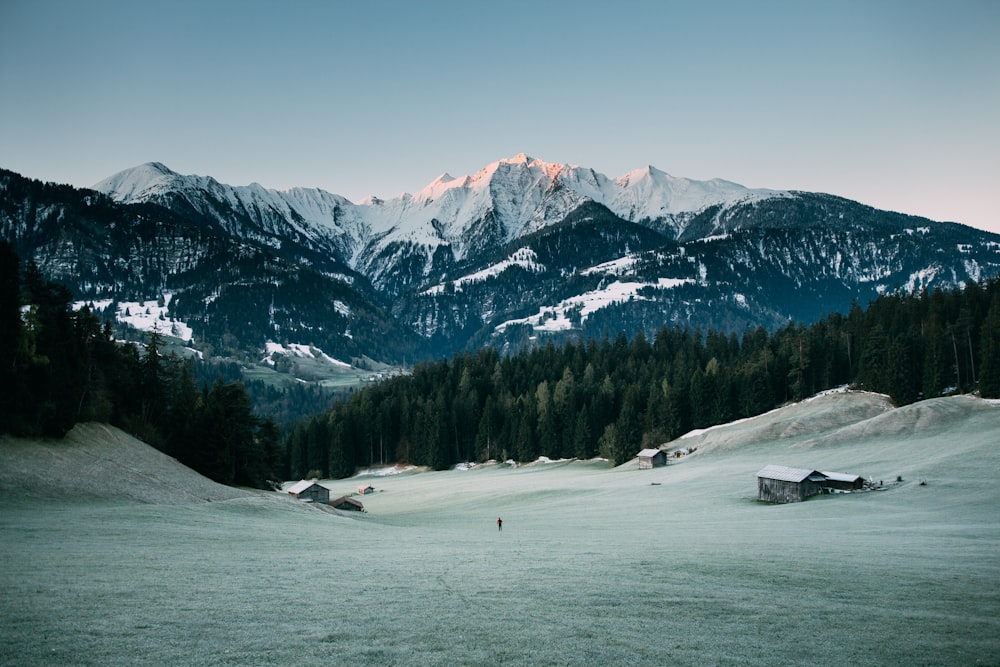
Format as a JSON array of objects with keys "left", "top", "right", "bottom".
[{"left": 497, "top": 516, "right": 503, "bottom": 532}]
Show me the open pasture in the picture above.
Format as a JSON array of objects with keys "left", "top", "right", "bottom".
[{"left": 2, "top": 393, "right": 998, "bottom": 665}]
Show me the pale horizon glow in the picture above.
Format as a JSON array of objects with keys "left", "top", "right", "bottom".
[{"left": 1, "top": 1, "right": 998, "bottom": 234}]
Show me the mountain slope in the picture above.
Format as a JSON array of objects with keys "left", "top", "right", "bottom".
[
  {"left": 4, "top": 156, "right": 1000, "bottom": 366},
  {"left": 0, "top": 168, "right": 421, "bottom": 363},
  {"left": 96, "top": 155, "right": 783, "bottom": 293}
]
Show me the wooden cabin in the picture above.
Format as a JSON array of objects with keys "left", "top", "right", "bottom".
[
  {"left": 820, "top": 470, "right": 864, "bottom": 491},
  {"left": 637, "top": 448, "right": 667, "bottom": 469},
  {"left": 358, "top": 484, "right": 375, "bottom": 495},
  {"left": 287, "top": 480, "right": 330, "bottom": 504},
  {"left": 756, "top": 465, "right": 827, "bottom": 503},
  {"left": 331, "top": 496, "right": 364, "bottom": 512}
]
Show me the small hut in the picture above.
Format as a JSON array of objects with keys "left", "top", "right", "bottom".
[
  {"left": 637, "top": 448, "right": 667, "bottom": 469},
  {"left": 820, "top": 470, "right": 864, "bottom": 491},
  {"left": 287, "top": 480, "right": 330, "bottom": 504},
  {"left": 756, "top": 465, "right": 827, "bottom": 503},
  {"left": 358, "top": 484, "right": 375, "bottom": 495},
  {"left": 331, "top": 496, "right": 364, "bottom": 512}
]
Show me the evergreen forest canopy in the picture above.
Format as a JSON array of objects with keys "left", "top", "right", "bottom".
[
  {"left": 0, "top": 242, "right": 284, "bottom": 489},
  {"left": 289, "top": 276, "right": 1000, "bottom": 478},
  {"left": 4, "top": 240, "right": 1000, "bottom": 486}
]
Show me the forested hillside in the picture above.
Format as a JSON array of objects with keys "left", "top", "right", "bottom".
[
  {"left": 5, "top": 233, "right": 998, "bottom": 486},
  {"left": 0, "top": 242, "right": 282, "bottom": 488},
  {"left": 288, "top": 277, "right": 1000, "bottom": 477}
]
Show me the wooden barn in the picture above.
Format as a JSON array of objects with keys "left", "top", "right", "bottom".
[
  {"left": 637, "top": 448, "right": 667, "bottom": 469},
  {"left": 287, "top": 480, "right": 330, "bottom": 504},
  {"left": 330, "top": 496, "right": 364, "bottom": 512},
  {"left": 358, "top": 484, "right": 375, "bottom": 495},
  {"left": 820, "top": 470, "right": 864, "bottom": 491},
  {"left": 756, "top": 465, "right": 828, "bottom": 503}
]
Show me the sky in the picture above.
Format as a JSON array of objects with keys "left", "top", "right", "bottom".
[{"left": 1, "top": 0, "right": 998, "bottom": 234}]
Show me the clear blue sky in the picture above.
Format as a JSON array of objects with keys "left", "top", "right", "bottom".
[{"left": 2, "top": 0, "right": 998, "bottom": 234}]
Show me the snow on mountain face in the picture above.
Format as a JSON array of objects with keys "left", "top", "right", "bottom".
[
  {"left": 612, "top": 166, "right": 780, "bottom": 229},
  {"left": 93, "top": 155, "right": 787, "bottom": 273},
  {"left": 93, "top": 162, "right": 178, "bottom": 201},
  {"left": 373, "top": 154, "right": 783, "bottom": 250},
  {"left": 13, "top": 158, "right": 999, "bottom": 365},
  {"left": 371, "top": 154, "right": 781, "bottom": 257},
  {"left": 95, "top": 163, "right": 370, "bottom": 263}
]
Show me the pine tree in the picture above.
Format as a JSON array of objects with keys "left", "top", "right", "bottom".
[
  {"left": 857, "top": 324, "right": 889, "bottom": 395},
  {"left": 887, "top": 329, "right": 920, "bottom": 405},
  {"left": 0, "top": 242, "right": 23, "bottom": 433},
  {"left": 979, "top": 295, "right": 1000, "bottom": 398}
]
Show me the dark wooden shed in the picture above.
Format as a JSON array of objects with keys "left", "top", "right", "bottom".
[
  {"left": 287, "top": 480, "right": 330, "bottom": 504},
  {"left": 637, "top": 448, "right": 667, "bottom": 469},
  {"left": 820, "top": 470, "right": 864, "bottom": 491},
  {"left": 756, "top": 465, "right": 827, "bottom": 503},
  {"left": 331, "top": 496, "right": 364, "bottom": 512}
]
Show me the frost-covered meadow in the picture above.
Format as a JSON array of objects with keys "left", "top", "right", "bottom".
[{"left": 2, "top": 392, "right": 999, "bottom": 665}]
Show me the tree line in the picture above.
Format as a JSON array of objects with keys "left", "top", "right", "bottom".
[
  {"left": 0, "top": 242, "right": 282, "bottom": 489},
  {"left": 4, "top": 235, "right": 998, "bottom": 484},
  {"left": 288, "top": 277, "right": 1000, "bottom": 476}
]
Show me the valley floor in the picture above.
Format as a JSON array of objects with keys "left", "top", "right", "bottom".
[{"left": 1, "top": 393, "right": 998, "bottom": 665}]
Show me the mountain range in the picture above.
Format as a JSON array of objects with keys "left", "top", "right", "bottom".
[{"left": 3, "top": 155, "right": 999, "bottom": 373}]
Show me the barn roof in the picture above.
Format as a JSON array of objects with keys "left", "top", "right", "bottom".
[
  {"left": 287, "top": 479, "right": 322, "bottom": 495},
  {"left": 637, "top": 448, "right": 663, "bottom": 458},
  {"left": 820, "top": 470, "right": 861, "bottom": 483},
  {"left": 756, "top": 465, "right": 826, "bottom": 483},
  {"left": 331, "top": 496, "right": 364, "bottom": 509}
]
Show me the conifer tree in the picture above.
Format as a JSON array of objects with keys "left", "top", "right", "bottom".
[
  {"left": 979, "top": 295, "right": 1000, "bottom": 398},
  {"left": 0, "top": 242, "right": 23, "bottom": 433}
]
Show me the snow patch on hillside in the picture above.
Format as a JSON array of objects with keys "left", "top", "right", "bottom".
[
  {"left": 355, "top": 464, "right": 420, "bottom": 477},
  {"left": 495, "top": 278, "right": 692, "bottom": 333},
  {"left": 582, "top": 255, "right": 640, "bottom": 276},
  {"left": 263, "top": 341, "right": 351, "bottom": 368},
  {"left": 73, "top": 295, "right": 194, "bottom": 342},
  {"left": 118, "top": 297, "right": 193, "bottom": 342},
  {"left": 422, "top": 248, "right": 544, "bottom": 295}
]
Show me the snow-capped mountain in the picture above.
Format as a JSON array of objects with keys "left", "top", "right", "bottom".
[
  {"left": 95, "top": 154, "right": 783, "bottom": 294},
  {"left": 5, "top": 155, "right": 1000, "bottom": 367},
  {"left": 94, "top": 161, "right": 369, "bottom": 268}
]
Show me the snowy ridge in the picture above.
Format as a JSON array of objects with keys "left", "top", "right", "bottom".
[
  {"left": 93, "top": 155, "right": 788, "bottom": 276},
  {"left": 358, "top": 155, "right": 782, "bottom": 259},
  {"left": 80, "top": 156, "right": 1000, "bottom": 359},
  {"left": 95, "top": 163, "right": 368, "bottom": 261},
  {"left": 612, "top": 165, "right": 778, "bottom": 222}
]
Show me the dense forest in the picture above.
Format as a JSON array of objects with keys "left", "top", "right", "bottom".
[
  {"left": 0, "top": 242, "right": 284, "bottom": 488},
  {"left": 288, "top": 276, "right": 1000, "bottom": 477}
]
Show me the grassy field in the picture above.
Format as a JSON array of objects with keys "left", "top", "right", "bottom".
[{"left": 1, "top": 392, "right": 998, "bottom": 665}]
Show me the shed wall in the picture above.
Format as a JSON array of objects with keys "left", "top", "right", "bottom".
[
  {"left": 639, "top": 453, "right": 666, "bottom": 469},
  {"left": 300, "top": 485, "right": 330, "bottom": 503},
  {"left": 824, "top": 478, "right": 863, "bottom": 491},
  {"left": 757, "top": 477, "right": 818, "bottom": 503}
]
